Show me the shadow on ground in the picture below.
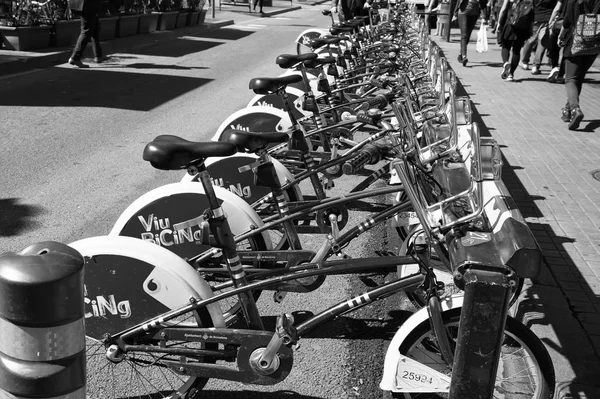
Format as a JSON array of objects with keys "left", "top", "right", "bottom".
[
  {"left": 0, "top": 68, "right": 212, "bottom": 110},
  {"left": 0, "top": 198, "right": 45, "bottom": 238}
]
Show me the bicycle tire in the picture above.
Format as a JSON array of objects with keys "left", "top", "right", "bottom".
[
  {"left": 86, "top": 309, "right": 215, "bottom": 399},
  {"left": 393, "top": 309, "right": 555, "bottom": 399}
]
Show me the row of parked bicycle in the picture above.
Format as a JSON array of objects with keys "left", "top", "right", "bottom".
[{"left": 71, "top": 2, "right": 556, "bottom": 397}]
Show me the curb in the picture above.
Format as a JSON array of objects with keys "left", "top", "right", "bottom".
[{"left": 0, "top": 19, "right": 234, "bottom": 78}]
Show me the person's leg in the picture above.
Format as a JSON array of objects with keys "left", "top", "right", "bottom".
[
  {"left": 510, "top": 38, "right": 525, "bottom": 75},
  {"left": 563, "top": 55, "right": 597, "bottom": 129},
  {"left": 457, "top": 13, "right": 469, "bottom": 59},
  {"left": 90, "top": 14, "right": 103, "bottom": 59},
  {"left": 463, "top": 14, "right": 479, "bottom": 59},
  {"left": 70, "top": 11, "right": 91, "bottom": 62},
  {"left": 501, "top": 40, "right": 512, "bottom": 78},
  {"left": 532, "top": 23, "right": 548, "bottom": 72},
  {"left": 520, "top": 22, "right": 539, "bottom": 66}
]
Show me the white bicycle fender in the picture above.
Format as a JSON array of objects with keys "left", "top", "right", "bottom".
[
  {"left": 295, "top": 28, "right": 327, "bottom": 49},
  {"left": 247, "top": 86, "right": 311, "bottom": 119},
  {"left": 110, "top": 182, "right": 272, "bottom": 250},
  {"left": 211, "top": 106, "right": 292, "bottom": 142},
  {"left": 379, "top": 295, "right": 464, "bottom": 392},
  {"left": 69, "top": 235, "right": 226, "bottom": 333}
]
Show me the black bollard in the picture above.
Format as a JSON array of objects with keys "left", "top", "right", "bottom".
[{"left": 0, "top": 241, "right": 85, "bottom": 398}]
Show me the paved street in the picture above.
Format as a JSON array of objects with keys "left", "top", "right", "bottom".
[{"left": 1, "top": 2, "right": 600, "bottom": 398}]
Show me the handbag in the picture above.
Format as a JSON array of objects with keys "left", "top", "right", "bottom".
[{"left": 476, "top": 23, "right": 489, "bottom": 52}]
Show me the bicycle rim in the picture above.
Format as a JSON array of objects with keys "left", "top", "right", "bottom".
[
  {"left": 395, "top": 311, "right": 554, "bottom": 399},
  {"left": 86, "top": 310, "right": 214, "bottom": 399}
]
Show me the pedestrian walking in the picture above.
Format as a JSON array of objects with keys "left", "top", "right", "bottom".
[
  {"left": 253, "top": 0, "right": 264, "bottom": 14},
  {"left": 453, "top": 0, "right": 488, "bottom": 65},
  {"left": 558, "top": 0, "right": 600, "bottom": 130},
  {"left": 519, "top": 0, "right": 558, "bottom": 73},
  {"left": 68, "top": 0, "right": 106, "bottom": 68},
  {"left": 330, "top": 0, "right": 367, "bottom": 22},
  {"left": 497, "top": 0, "right": 535, "bottom": 80}
]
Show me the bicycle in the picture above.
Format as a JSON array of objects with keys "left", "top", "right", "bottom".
[{"left": 72, "top": 126, "right": 554, "bottom": 398}]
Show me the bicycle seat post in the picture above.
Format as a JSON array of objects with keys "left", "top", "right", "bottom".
[{"left": 191, "top": 161, "right": 265, "bottom": 330}]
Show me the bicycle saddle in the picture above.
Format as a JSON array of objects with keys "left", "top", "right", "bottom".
[
  {"left": 310, "top": 36, "right": 346, "bottom": 49},
  {"left": 220, "top": 129, "right": 289, "bottom": 153},
  {"left": 330, "top": 25, "right": 355, "bottom": 35},
  {"left": 143, "top": 135, "right": 237, "bottom": 170},
  {"left": 303, "top": 55, "right": 336, "bottom": 68},
  {"left": 276, "top": 53, "right": 318, "bottom": 69},
  {"left": 249, "top": 75, "right": 303, "bottom": 95}
]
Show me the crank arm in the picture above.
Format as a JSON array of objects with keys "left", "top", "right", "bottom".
[{"left": 155, "top": 327, "right": 294, "bottom": 385}]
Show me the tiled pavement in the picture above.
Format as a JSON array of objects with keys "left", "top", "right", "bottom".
[{"left": 433, "top": 27, "right": 600, "bottom": 397}]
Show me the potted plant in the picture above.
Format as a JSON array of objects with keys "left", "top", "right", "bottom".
[
  {"left": 186, "top": 0, "right": 205, "bottom": 25},
  {"left": 97, "top": 0, "right": 119, "bottom": 41},
  {"left": 154, "top": 0, "right": 178, "bottom": 30},
  {"left": 116, "top": 0, "right": 141, "bottom": 37},
  {"left": 51, "top": 0, "right": 81, "bottom": 47},
  {"left": 0, "top": 0, "right": 53, "bottom": 51},
  {"left": 135, "top": 0, "right": 159, "bottom": 33}
]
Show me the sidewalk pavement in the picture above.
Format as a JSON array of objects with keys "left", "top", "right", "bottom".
[
  {"left": 0, "top": 0, "right": 316, "bottom": 78},
  {"left": 432, "top": 26, "right": 600, "bottom": 398}
]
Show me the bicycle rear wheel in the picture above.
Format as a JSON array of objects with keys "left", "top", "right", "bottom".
[
  {"left": 86, "top": 310, "right": 214, "bottom": 399},
  {"left": 394, "top": 309, "right": 555, "bottom": 398}
]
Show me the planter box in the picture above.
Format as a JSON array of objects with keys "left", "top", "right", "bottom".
[
  {"left": 138, "top": 13, "right": 159, "bottom": 34},
  {"left": 175, "top": 12, "right": 188, "bottom": 28},
  {"left": 54, "top": 19, "right": 81, "bottom": 47},
  {"left": 98, "top": 16, "right": 119, "bottom": 41},
  {"left": 187, "top": 10, "right": 200, "bottom": 25},
  {"left": 156, "top": 11, "right": 178, "bottom": 31},
  {"left": 0, "top": 25, "right": 51, "bottom": 51},
  {"left": 117, "top": 14, "right": 140, "bottom": 37},
  {"left": 198, "top": 9, "right": 207, "bottom": 24}
]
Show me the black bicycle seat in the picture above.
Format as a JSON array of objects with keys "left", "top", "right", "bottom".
[
  {"left": 248, "top": 75, "right": 303, "bottom": 95},
  {"left": 276, "top": 53, "right": 318, "bottom": 69},
  {"left": 303, "top": 55, "right": 336, "bottom": 68},
  {"left": 143, "top": 135, "right": 237, "bottom": 170},
  {"left": 220, "top": 129, "right": 289, "bottom": 153}
]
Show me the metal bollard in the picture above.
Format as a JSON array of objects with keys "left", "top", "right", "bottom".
[{"left": 0, "top": 241, "right": 85, "bottom": 398}]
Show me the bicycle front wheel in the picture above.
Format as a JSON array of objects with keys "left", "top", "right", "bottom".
[{"left": 394, "top": 309, "right": 555, "bottom": 399}]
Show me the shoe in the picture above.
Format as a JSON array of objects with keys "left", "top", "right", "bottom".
[
  {"left": 568, "top": 106, "right": 584, "bottom": 130},
  {"left": 561, "top": 106, "right": 571, "bottom": 123},
  {"left": 547, "top": 67, "right": 559, "bottom": 82},
  {"left": 519, "top": 61, "right": 530, "bottom": 70},
  {"left": 68, "top": 58, "right": 89, "bottom": 68},
  {"left": 531, "top": 65, "right": 541, "bottom": 75},
  {"left": 457, "top": 54, "right": 463, "bottom": 63},
  {"left": 501, "top": 62, "right": 510, "bottom": 79},
  {"left": 556, "top": 76, "right": 565, "bottom": 84},
  {"left": 462, "top": 56, "right": 468, "bottom": 66},
  {"left": 505, "top": 74, "right": 514, "bottom": 82},
  {"left": 94, "top": 55, "right": 109, "bottom": 63}
]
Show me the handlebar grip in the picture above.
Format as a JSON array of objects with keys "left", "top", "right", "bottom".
[
  {"left": 356, "top": 112, "right": 378, "bottom": 126},
  {"left": 366, "top": 94, "right": 388, "bottom": 109},
  {"left": 342, "top": 151, "right": 372, "bottom": 175}
]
